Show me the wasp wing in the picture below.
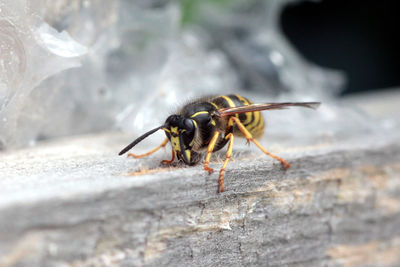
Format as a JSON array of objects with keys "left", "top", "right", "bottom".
[{"left": 217, "top": 102, "right": 320, "bottom": 117}]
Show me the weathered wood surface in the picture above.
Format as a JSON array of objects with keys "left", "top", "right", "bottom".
[
  {"left": 0, "top": 128, "right": 400, "bottom": 266},
  {"left": 1, "top": 88, "right": 400, "bottom": 267}
]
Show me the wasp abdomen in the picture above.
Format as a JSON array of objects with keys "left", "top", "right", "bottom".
[{"left": 211, "top": 94, "right": 265, "bottom": 139}]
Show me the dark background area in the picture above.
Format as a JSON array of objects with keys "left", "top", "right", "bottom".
[{"left": 280, "top": 0, "right": 400, "bottom": 95}]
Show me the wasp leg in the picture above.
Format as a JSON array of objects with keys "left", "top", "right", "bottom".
[
  {"left": 218, "top": 132, "right": 234, "bottom": 193},
  {"left": 230, "top": 117, "right": 290, "bottom": 169},
  {"left": 161, "top": 147, "right": 175, "bottom": 165},
  {"left": 128, "top": 138, "right": 169, "bottom": 159},
  {"left": 203, "top": 131, "right": 220, "bottom": 174}
]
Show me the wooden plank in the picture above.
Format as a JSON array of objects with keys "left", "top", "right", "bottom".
[{"left": 1, "top": 129, "right": 400, "bottom": 266}]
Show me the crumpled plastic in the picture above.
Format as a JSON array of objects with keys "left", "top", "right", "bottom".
[
  {"left": 0, "top": 0, "right": 87, "bottom": 149},
  {"left": 0, "top": 0, "right": 382, "bottom": 150}
]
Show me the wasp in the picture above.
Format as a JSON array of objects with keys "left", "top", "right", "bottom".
[{"left": 119, "top": 94, "right": 320, "bottom": 192}]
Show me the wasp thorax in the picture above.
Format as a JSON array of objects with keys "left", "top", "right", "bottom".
[{"left": 163, "top": 115, "right": 196, "bottom": 164}]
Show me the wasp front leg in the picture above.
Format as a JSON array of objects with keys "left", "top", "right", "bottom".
[
  {"left": 161, "top": 146, "right": 175, "bottom": 165},
  {"left": 128, "top": 137, "right": 169, "bottom": 159},
  {"left": 230, "top": 117, "right": 290, "bottom": 169}
]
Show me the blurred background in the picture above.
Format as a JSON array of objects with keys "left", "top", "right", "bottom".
[
  {"left": 282, "top": 0, "right": 399, "bottom": 95},
  {"left": 0, "top": 0, "right": 398, "bottom": 150}
]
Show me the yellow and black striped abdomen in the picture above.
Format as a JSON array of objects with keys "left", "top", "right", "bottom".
[{"left": 211, "top": 94, "right": 265, "bottom": 139}]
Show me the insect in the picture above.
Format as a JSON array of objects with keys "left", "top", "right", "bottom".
[{"left": 119, "top": 94, "right": 320, "bottom": 193}]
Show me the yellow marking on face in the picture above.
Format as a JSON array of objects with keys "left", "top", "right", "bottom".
[
  {"left": 190, "top": 111, "right": 209, "bottom": 118},
  {"left": 171, "top": 127, "right": 178, "bottom": 134},
  {"left": 171, "top": 136, "right": 180, "bottom": 151},
  {"left": 162, "top": 128, "right": 171, "bottom": 133},
  {"left": 211, "top": 119, "right": 216, "bottom": 126},
  {"left": 168, "top": 121, "right": 197, "bottom": 154},
  {"left": 184, "top": 149, "right": 191, "bottom": 162}
]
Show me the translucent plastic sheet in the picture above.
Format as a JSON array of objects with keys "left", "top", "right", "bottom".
[
  {"left": 0, "top": 0, "right": 386, "bottom": 150},
  {"left": 0, "top": 0, "right": 86, "bottom": 148}
]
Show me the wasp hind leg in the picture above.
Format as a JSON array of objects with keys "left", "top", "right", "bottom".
[
  {"left": 128, "top": 138, "right": 172, "bottom": 163},
  {"left": 230, "top": 117, "right": 290, "bottom": 169},
  {"left": 218, "top": 132, "right": 234, "bottom": 193}
]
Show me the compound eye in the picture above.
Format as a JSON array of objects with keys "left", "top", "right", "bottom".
[{"left": 181, "top": 119, "right": 195, "bottom": 146}]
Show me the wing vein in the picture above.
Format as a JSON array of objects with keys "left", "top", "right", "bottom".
[{"left": 217, "top": 102, "right": 321, "bottom": 117}]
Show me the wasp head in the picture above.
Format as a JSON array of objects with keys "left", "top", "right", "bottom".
[{"left": 163, "top": 115, "right": 196, "bottom": 165}]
